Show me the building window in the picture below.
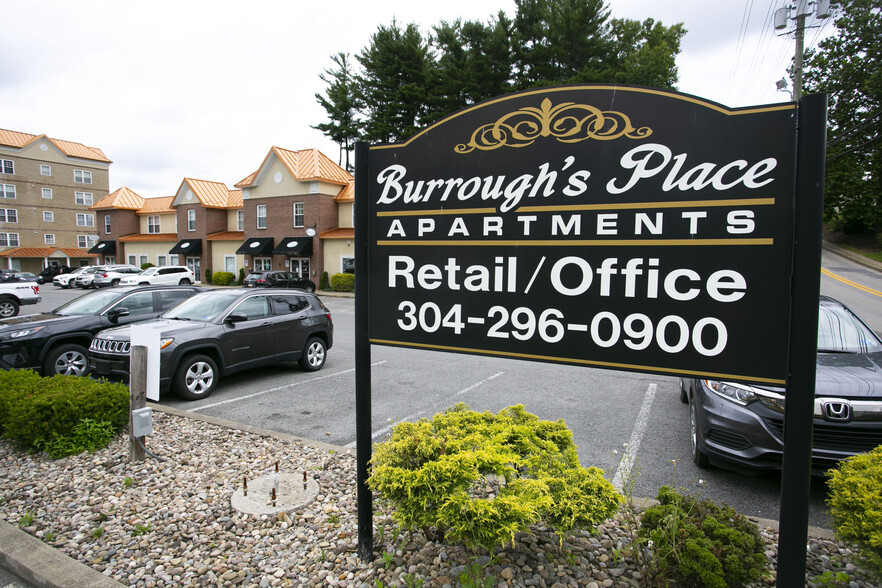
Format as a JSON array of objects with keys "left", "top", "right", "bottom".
[
  {"left": 147, "top": 215, "right": 160, "bottom": 234},
  {"left": 1, "top": 160, "right": 14, "bottom": 174},
  {"left": 139, "top": 254, "right": 148, "bottom": 267},
  {"left": 0, "top": 185, "right": 15, "bottom": 199},
  {"left": 157, "top": 255, "right": 167, "bottom": 266},
  {"left": 0, "top": 209, "right": 17, "bottom": 223},
  {"left": 40, "top": 165, "right": 51, "bottom": 176},
  {"left": 257, "top": 205, "right": 267, "bottom": 229},
  {"left": 237, "top": 210, "right": 244, "bottom": 231},
  {"left": 42, "top": 188, "right": 52, "bottom": 199},
  {"left": 44, "top": 234, "right": 55, "bottom": 245},
  {"left": 187, "top": 209, "right": 195, "bottom": 232},
  {"left": 0, "top": 233, "right": 20, "bottom": 247},
  {"left": 293, "top": 202, "right": 304, "bottom": 228},
  {"left": 78, "top": 235, "right": 97, "bottom": 248},
  {"left": 74, "top": 169, "right": 92, "bottom": 184},
  {"left": 224, "top": 255, "right": 236, "bottom": 273},
  {"left": 104, "top": 214, "right": 111, "bottom": 234},
  {"left": 254, "top": 257, "right": 271, "bottom": 271},
  {"left": 104, "top": 256, "right": 115, "bottom": 264},
  {"left": 76, "top": 213, "right": 94, "bottom": 227},
  {"left": 169, "top": 254, "right": 179, "bottom": 265},
  {"left": 43, "top": 211, "right": 54, "bottom": 222},
  {"left": 128, "top": 255, "right": 137, "bottom": 266},
  {"left": 309, "top": 181, "right": 319, "bottom": 194},
  {"left": 75, "top": 191, "right": 93, "bottom": 205}
]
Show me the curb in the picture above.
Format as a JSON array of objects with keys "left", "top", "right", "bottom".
[
  {"left": 822, "top": 240, "right": 882, "bottom": 272},
  {"left": 0, "top": 407, "right": 835, "bottom": 586}
]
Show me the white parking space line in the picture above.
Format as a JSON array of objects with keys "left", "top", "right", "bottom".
[
  {"left": 345, "top": 371, "right": 504, "bottom": 448},
  {"left": 612, "top": 382, "right": 657, "bottom": 491},
  {"left": 188, "top": 361, "right": 387, "bottom": 412}
]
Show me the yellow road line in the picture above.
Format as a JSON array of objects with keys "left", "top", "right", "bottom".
[{"left": 821, "top": 268, "right": 882, "bottom": 297}]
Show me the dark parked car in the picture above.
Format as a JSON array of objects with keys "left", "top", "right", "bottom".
[
  {"left": 0, "top": 285, "right": 205, "bottom": 377},
  {"left": 5, "top": 272, "right": 39, "bottom": 283},
  {"left": 0, "top": 269, "right": 22, "bottom": 282},
  {"left": 681, "top": 295, "right": 882, "bottom": 475},
  {"left": 39, "top": 265, "right": 71, "bottom": 284},
  {"left": 89, "top": 288, "right": 333, "bottom": 400},
  {"left": 242, "top": 270, "right": 315, "bottom": 292}
]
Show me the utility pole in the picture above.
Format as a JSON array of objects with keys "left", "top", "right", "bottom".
[{"left": 774, "top": 0, "right": 832, "bottom": 100}]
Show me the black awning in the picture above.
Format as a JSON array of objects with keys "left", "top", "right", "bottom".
[
  {"left": 88, "top": 240, "right": 116, "bottom": 255},
  {"left": 271, "top": 236, "right": 313, "bottom": 256},
  {"left": 235, "top": 237, "right": 274, "bottom": 255},
  {"left": 169, "top": 239, "right": 203, "bottom": 255}
]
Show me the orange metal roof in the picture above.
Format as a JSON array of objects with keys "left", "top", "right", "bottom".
[
  {"left": 207, "top": 231, "right": 245, "bottom": 241},
  {"left": 137, "top": 196, "right": 176, "bottom": 215},
  {"left": 179, "top": 178, "right": 241, "bottom": 209},
  {"left": 236, "top": 147, "right": 352, "bottom": 188},
  {"left": 91, "top": 187, "right": 145, "bottom": 211},
  {"left": 319, "top": 228, "right": 354, "bottom": 239},
  {"left": 118, "top": 233, "right": 177, "bottom": 243},
  {"left": 0, "top": 247, "right": 96, "bottom": 258},
  {"left": 335, "top": 180, "right": 354, "bottom": 202},
  {"left": 0, "top": 128, "right": 111, "bottom": 163}
]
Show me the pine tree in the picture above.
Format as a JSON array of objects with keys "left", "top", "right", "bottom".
[{"left": 313, "top": 53, "right": 362, "bottom": 170}]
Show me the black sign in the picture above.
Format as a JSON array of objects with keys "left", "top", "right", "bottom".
[{"left": 363, "top": 86, "right": 797, "bottom": 385}]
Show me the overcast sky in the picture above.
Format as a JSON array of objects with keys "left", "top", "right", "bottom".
[{"left": 2, "top": 0, "right": 835, "bottom": 197}]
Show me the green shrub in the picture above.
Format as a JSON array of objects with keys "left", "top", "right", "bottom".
[
  {"left": 211, "top": 271, "right": 235, "bottom": 286},
  {"left": 238, "top": 268, "right": 245, "bottom": 285},
  {"left": 0, "top": 371, "right": 129, "bottom": 452},
  {"left": 320, "top": 271, "right": 330, "bottom": 290},
  {"left": 330, "top": 273, "right": 355, "bottom": 292},
  {"left": 638, "top": 486, "right": 766, "bottom": 587},
  {"left": 140, "top": 262, "right": 154, "bottom": 270},
  {"left": 828, "top": 446, "right": 882, "bottom": 580},
  {"left": 37, "top": 418, "right": 116, "bottom": 459},
  {"left": 204, "top": 268, "right": 213, "bottom": 284},
  {"left": 368, "top": 404, "right": 622, "bottom": 551}
]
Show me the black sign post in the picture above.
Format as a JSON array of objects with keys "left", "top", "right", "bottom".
[{"left": 353, "top": 85, "right": 826, "bottom": 582}]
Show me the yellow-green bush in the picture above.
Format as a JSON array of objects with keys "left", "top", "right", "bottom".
[
  {"left": 368, "top": 404, "right": 622, "bottom": 551},
  {"left": 211, "top": 271, "right": 236, "bottom": 286},
  {"left": 330, "top": 273, "right": 354, "bottom": 292},
  {"left": 828, "top": 446, "right": 882, "bottom": 580},
  {"left": 0, "top": 370, "right": 129, "bottom": 456}
]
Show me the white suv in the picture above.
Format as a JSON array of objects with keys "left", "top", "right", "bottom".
[
  {"left": 119, "top": 266, "right": 195, "bottom": 286},
  {"left": 54, "top": 266, "right": 91, "bottom": 289}
]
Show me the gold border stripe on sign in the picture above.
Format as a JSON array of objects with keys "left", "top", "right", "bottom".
[
  {"left": 821, "top": 268, "right": 882, "bottom": 297},
  {"left": 376, "top": 238, "right": 774, "bottom": 246},
  {"left": 375, "top": 198, "right": 776, "bottom": 217},
  {"left": 369, "top": 338, "right": 787, "bottom": 386}
]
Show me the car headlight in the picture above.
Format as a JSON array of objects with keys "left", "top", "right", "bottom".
[
  {"left": 703, "top": 380, "right": 758, "bottom": 406},
  {"left": 1, "top": 326, "right": 45, "bottom": 340}
]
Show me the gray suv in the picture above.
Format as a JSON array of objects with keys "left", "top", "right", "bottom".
[{"left": 89, "top": 288, "right": 333, "bottom": 400}]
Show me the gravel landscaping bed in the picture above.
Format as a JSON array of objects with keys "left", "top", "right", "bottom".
[{"left": 0, "top": 410, "right": 874, "bottom": 587}]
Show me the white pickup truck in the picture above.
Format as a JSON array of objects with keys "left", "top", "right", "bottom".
[{"left": 0, "top": 282, "right": 41, "bottom": 317}]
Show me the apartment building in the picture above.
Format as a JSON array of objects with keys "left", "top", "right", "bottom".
[
  {"left": 235, "top": 147, "right": 353, "bottom": 281},
  {"left": 0, "top": 128, "right": 107, "bottom": 271}
]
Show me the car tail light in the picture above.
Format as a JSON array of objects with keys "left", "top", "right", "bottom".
[{"left": 257, "top": 279, "right": 267, "bottom": 285}]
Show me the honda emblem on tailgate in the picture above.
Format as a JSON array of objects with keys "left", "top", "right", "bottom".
[{"left": 823, "top": 401, "right": 852, "bottom": 422}]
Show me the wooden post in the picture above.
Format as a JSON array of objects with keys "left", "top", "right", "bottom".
[{"left": 128, "top": 345, "right": 147, "bottom": 462}]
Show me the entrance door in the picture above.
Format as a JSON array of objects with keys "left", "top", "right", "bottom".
[
  {"left": 290, "top": 258, "right": 310, "bottom": 279},
  {"left": 186, "top": 257, "right": 201, "bottom": 282}
]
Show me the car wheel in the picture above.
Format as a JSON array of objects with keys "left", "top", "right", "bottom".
[
  {"left": 0, "top": 298, "right": 19, "bottom": 318},
  {"left": 303, "top": 282, "right": 316, "bottom": 293},
  {"left": 689, "top": 396, "right": 711, "bottom": 468},
  {"left": 179, "top": 278, "right": 191, "bottom": 285},
  {"left": 111, "top": 279, "right": 120, "bottom": 286},
  {"left": 139, "top": 282, "right": 149, "bottom": 285},
  {"left": 679, "top": 378, "right": 689, "bottom": 403},
  {"left": 43, "top": 343, "right": 90, "bottom": 377},
  {"left": 174, "top": 354, "right": 218, "bottom": 400},
  {"left": 300, "top": 337, "right": 326, "bottom": 371}
]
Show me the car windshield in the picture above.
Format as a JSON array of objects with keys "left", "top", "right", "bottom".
[
  {"left": 139, "top": 268, "right": 158, "bottom": 276},
  {"left": 53, "top": 290, "right": 125, "bottom": 315},
  {"left": 162, "top": 291, "right": 240, "bottom": 322},
  {"left": 817, "top": 304, "right": 881, "bottom": 353}
]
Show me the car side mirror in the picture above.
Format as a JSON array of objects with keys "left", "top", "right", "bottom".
[
  {"left": 225, "top": 313, "right": 248, "bottom": 323},
  {"left": 107, "top": 307, "right": 130, "bottom": 323}
]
